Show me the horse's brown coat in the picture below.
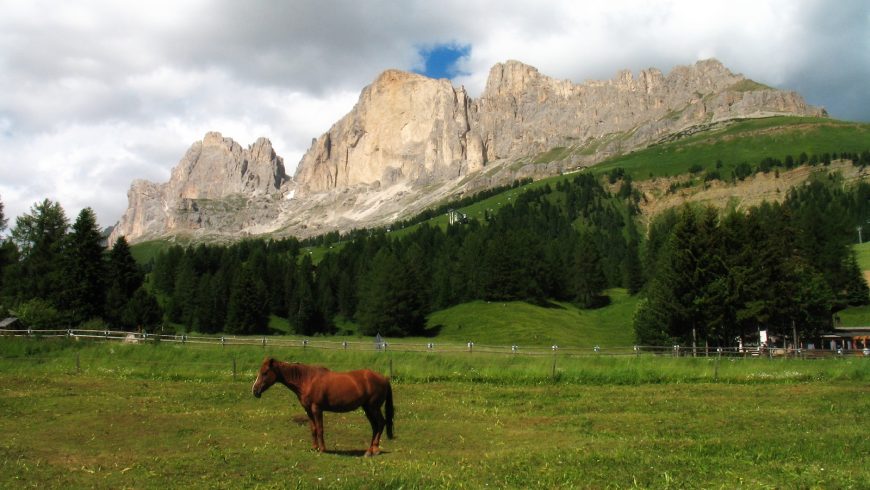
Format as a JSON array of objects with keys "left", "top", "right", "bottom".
[{"left": 251, "top": 358, "right": 394, "bottom": 456}]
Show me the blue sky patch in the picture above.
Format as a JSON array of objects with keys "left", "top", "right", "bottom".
[{"left": 415, "top": 43, "right": 471, "bottom": 80}]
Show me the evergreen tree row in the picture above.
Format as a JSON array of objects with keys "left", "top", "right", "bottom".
[
  {"left": 147, "top": 174, "right": 644, "bottom": 336},
  {"left": 3, "top": 170, "right": 867, "bottom": 344},
  {"left": 635, "top": 179, "right": 870, "bottom": 346},
  {"left": 145, "top": 174, "right": 870, "bottom": 341},
  {"left": 0, "top": 199, "right": 159, "bottom": 330}
]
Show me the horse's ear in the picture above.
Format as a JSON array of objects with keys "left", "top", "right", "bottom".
[{"left": 268, "top": 357, "right": 275, "bottom": 367}]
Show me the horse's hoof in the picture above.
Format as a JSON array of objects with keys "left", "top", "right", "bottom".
[{"left": 364, "top": 451, "right": 372, "bottom": 458}]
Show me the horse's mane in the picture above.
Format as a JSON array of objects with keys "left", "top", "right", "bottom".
[{"left": 286, "top": 361, "right": 330, "bottom": 373}]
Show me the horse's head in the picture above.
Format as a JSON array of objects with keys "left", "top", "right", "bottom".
[{"left": 252, "top": 357, "right": 281, "bottom": 398}]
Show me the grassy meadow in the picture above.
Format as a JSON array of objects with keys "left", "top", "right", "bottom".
[
  {"left": 427, "top": 290, "right": 639, "bottom": 348},
  {"left": 1, "top": 338, "right": 868, "bottom": 488}
]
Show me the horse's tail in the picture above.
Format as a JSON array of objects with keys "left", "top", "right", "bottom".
[{"left": 385, "top": 379, "right": 394, "bottom": 439}]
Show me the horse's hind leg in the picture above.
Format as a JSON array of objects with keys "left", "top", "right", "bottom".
[{"left": 363, "top": 405, "right": 386, "bottom": 457}]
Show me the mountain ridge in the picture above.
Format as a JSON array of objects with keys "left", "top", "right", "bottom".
[{"left": 111, "top": 58, "right": 825, "bottom": 244}]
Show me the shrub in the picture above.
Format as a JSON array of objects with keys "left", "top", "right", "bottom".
[{"left": 11, "top": 298, "right": 61, "bottom": 329}]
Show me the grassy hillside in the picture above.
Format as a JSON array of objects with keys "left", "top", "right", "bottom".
[
  {"left": 395, "top": 117, "right": 868, "bottom": 236},
  {"left": 255, "top": 290, "right": 639, "bottom": 348},
  {"left": 427, "top": 289, "right": 638, "bottom": 348},
  {"left": 590, "top": 116, "right": 868, "bottom": 179},
  {"left": 854, "top": 241, "right": 870, "bottom": 270},
  {"left": 129, "top": 239, "right": 172, "bottom": 266},
  {"left": 837, "top": 242, "right": 870, "bottom": 327}
]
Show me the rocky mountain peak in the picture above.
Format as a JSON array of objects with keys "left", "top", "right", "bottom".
[
  {"left": 112, "top": 58, "right": 826, "bottom": 244},
  {"left": 483, "top": 60, "right": 544, "bottom": 96},
  {"left": 109, "top": 132, "right": 289, "bottom": 244}
]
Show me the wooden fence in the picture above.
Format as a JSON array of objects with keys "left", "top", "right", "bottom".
[{"left": 1, "top": 328, "right": 866, "bottom": 359}]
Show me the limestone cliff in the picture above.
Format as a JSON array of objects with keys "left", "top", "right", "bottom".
[
  {"left": 109, "top": 132, "right": 288, "bottom": 244},
  {"left": 112, "top": 59, "right": 825, "bottom": 243},
  {"left": 294, "top": 70, "right": 481, "bottom": 195},
  {"left": 293, "top": 59, "right": 824, "bottom": 195}
]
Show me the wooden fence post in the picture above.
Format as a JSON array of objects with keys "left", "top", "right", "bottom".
[{"left": 551, "top": 345, "right": 558, "bottom": 380}]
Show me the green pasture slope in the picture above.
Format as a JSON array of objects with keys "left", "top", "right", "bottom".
[
  {"left": 838, "top": 242, "right": 870, "bottom": 326},
  {"left": 853, "top": 241, "right": 870, "bottom": 271},
  {"left": 0, "top": 339, "right": 868, "bottom": 488},
  {"left": 265, "top": 288, "right": 639, "bottom": 348},
  {"left": 428, "top": 289, "right": 638, "bottom": 348},
  {"left": 584, "top": 116, "right": 869, "bottom": 179}
]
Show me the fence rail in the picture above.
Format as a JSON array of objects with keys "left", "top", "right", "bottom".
[{"left": 1, "top": 328, "right": 867, "bottom": 359}]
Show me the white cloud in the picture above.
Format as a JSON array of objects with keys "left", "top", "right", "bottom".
[{"left": 0, "top": 0, "right": 867, "bottom": 229}]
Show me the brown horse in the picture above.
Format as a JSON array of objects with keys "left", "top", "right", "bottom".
[{"left": 251, "top": 357, "right": 394, "bottom": 456}]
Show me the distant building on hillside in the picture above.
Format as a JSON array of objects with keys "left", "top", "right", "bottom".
[{"left": 447, "top": 209, "right": 468, "bottom": 225}]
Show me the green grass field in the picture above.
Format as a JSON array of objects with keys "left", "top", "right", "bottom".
[{"left": 1, "top": 339, "right": 868, "bottom": 488}]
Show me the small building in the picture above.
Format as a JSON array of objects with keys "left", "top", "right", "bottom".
[
  {"left": 447, "top": 209, "right": 468, "bottom": 225},
  {"left": 821, "top": 327, "right": 870, "bottom": 352},
  {"left": 0, "top": 317, "right": 21, "bottom": 330}
]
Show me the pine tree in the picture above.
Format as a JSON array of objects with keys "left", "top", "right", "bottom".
[
  {"left": 9, "top": 199, "right": 69, "bottom": 306},
  {"left": 572, "top": 230, "right": 607, "bottom": 308},
  {"left": 60, "top": 208, "right": 106, "bottom": 323},
  {"left": 623, "top": 220, "right": 645, "bottom": 295},
  {"left": 0, "top": 194, "right": 6, "bottom": 236},
  {"left": 356, "top": 248, "right": 425, "bottom": 337},
  {"left": 151, "top": 246, "right": 182, "bottom": 295},
  {"left": 104, "top": 236, "right": 144, "bottom": 328},
  {"left": 193, "top": 273, "right": 220, "bottom": 333},
  {"left": 290, "top": 255, "right": 324, "bottom": 335},
  {"left": 106, "top": 237, "right": 142, "bottom": 297},
  {"left": 225, "top": 263, "right": 269, "bottom": 335},
  {"left": 841, "top": 254, "right": 870, "bottom": 306},
  {"left": 168, "top": 254, "right": 197, "bottom": 328},
  {"left": 0, "top": 194, "right": 15, "bottom": 298},
  {"left": 121, "top": 287, "right": 162, "bottom": 332}
]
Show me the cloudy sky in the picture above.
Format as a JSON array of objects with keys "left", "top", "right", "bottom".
[{"left": 1, "top": 0, "right": 868, "bottom": 229}]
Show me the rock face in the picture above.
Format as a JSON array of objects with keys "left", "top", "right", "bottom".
[
  {"left": 294, "top": 70, "right": 479, "bottom": 195},
  {"left": 167, "top": 132, "right": 286, "bottom": 200},
  {"left": 112, "top": 59, "right": 825, "bottom": 243},
  {"left": 293, "top": 59, "right": 824, "bottom": 194},
  {"left": 109, "top": 132, "right": 288, "bottom": 244}
]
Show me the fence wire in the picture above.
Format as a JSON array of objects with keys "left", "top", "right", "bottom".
[{"left": 1, "top": 328, "right": 865, "bottom": 359}]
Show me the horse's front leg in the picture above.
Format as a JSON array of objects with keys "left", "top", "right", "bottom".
[
  {"left": 312, "top": 405, "right": 326, "bottom": 452},
  {"left": 304, "top": 407, "right": 318, "bottom": 451}
]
